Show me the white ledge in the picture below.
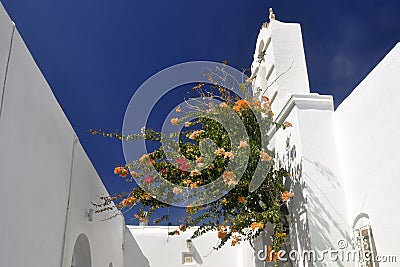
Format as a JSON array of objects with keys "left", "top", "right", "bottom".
[
  {"left": 276, "top": 94, "right": 333, "bottom": 123},
  {"left": 268, "top": 94, "right": 334, "bottom": 137}
]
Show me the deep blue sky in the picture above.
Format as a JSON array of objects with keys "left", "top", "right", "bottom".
[{"left": 2, "top": 0, "right": 399, "bottom": 224}]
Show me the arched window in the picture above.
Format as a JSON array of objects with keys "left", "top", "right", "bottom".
[
  {"left": 353, "top": 214, "right": 379, "bottom": 267},
  {"left": 257, "top": 39, "right": 265, "bottom": 61},
  {"left": 71, "top": 234, "right": 92, "bottom": 267}
]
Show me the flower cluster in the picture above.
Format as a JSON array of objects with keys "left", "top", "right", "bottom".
[
  {"left": 93, "top": 70, "right": 294, "bottom": 257},
  {"left": 118, "top": 195, "right": 138, "bottom": 207},
  {"left": 251, "top": 222, "right": 265, "bottom": 230},
  {"left": 114, "top": 166, "right": 128, "bottom": 177},
  {"left": 232, "top": 99, "right": 250, "bottom": 112},
  {"left": 281, "top": 191, "right": 295, "bottom": 201},
  {"left": 189, "top": 130, "right": 205, "bottom": 140}
]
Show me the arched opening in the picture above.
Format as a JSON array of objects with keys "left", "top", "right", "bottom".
[
  {"left": 257, "top": 39, "right": 265, "bottom": 59},
  {"left": 353, "top": 214, "right": 379, "bottom": 267},
  {"left": 71, "top": 234, "right": 92, "bottom": 267},
  {"left": 109, "top": 263, "right": 113, "bottom": 267}
]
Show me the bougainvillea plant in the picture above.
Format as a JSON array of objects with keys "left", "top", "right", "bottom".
[{"left": 91, "top": 64, "right": 294, "bottom": 262}]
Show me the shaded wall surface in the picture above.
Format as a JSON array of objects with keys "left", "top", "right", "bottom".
[
  {"left": 125, "top": 226, "right": 255, "bottom": 267},
  {"left": 0, "top": 2, "right": 124, "bottom": 267},
  {"left": 335, "top": 43, "right": 400, "bottom": 265}
]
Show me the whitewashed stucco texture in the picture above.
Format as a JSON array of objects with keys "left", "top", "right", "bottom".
[
  {"left": 335, "top": 43, "right": 400, "bottom": 263},
  {"left": 125, "top": 226, "right": 255, "bottom": 267},
  {"left": 0, "top": 3, "right": 125, "bottom": 266}
]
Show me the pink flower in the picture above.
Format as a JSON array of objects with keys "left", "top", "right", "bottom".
[
  {"left": 176, "top": 157, "right": 187, "bottom": 165},
  {"left": 144, "top": 175, "right": 154, "bottom": 184},
  {"left": 176, "top": 157, "right": 190, "bottom": 172},
  {"left": 179, "top": 163, "right": 190, "bottom": 172}
]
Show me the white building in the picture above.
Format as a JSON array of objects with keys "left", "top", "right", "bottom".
[{"left": 0, "top": 3, "right": 398, "bottom": 267}]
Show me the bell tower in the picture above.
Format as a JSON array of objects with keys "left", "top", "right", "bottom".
[
  {"left": 250, "top": 8, "right": 310, "bottom": 114},
  {"left": 250, "top": 9, "right": 354, "bottom": 267}
]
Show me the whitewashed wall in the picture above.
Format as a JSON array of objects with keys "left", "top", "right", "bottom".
[
  {"left": 252, "top": 19, "right": 353, "bottom": 266},
  {"left": 251, "top": 20, "right": 310, "bottom": 113},
  {"left": 0, "top": 2, "right": 124, "bottom": 266},
  {"left": 273, "top": 95, "right": 353, "bottom": 267},
  {"left": 335, "top": 43, "right": 400, "bottom": 265},
  {"left": 125, "top": 226, "right": 255, "bottom": 267}
]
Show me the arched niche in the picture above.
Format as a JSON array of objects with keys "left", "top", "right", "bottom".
[
  {"left": 71, "top": 233, "right": 92, "bottom": 267},
  {"left": 353, "top": 213, "right": 379, "bottom": 267},
  {"left": 257, "top": 39, "right": 265, "bottom": 58}
]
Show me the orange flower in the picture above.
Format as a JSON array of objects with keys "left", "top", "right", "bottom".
[
  {"left": 215, "top": 147, "right": 225, "bottom": 156},
  {"left": 260, "top": 151, "right": 272, "bottom": 161},
  {"left": 252, "top": 100, "right": 261, "bottom": 110},
  {"left": 173, "top": 187, "right": 182, "bottom": 195},
  {"left": 283, "top": 121, "right": 292, "bottom": 128},
  {"left": 251, "top": 222, "right": 264, "bottom": 230},
  {"left": 184, "top": 179, "right": 193, "bottom": 186},
  {"left": 189, "top": 130, "right": 205, "bottom": 140},
  {"left": 231, "top": 235, "right": 240, "bottom": 246},
  {"left": 245, "top": 77, "right": 254, "bottom": 83},
  {"left": 186, "top": 205, "right": 193, "bottom": 213},
  {"left": 233, "top": 99, "right": 250, "bottom": 112},
  {"left": 121, "top": 195, "right": 137, "bottom": 206},
  {"left": 276, "top": 232, "right": 287, "bottom": 238},
  {"left": 140, "top": 193, "right": 152, "bottom": 200},
  {"left": 190, "top": 182, "right": 199, "bottom": 189},
  {"left": 196, "top": 157, "right": 203, "bottom": 163},
  {"left": 282, "top": 191, "right": 295, "bottom": 201},
  {"left": 139, "top": 154, "right": 152, "bottom": 165},
  {"left": 239, "top": 140, "right": 248, "bottom": 148},
  {"left": 189, "top": 169, "right": 201, "bottom": 177},
  {"left": 265, "top": 246, "right": 283, "bottom": 262},
  {"left": 220, "top": 102, "right": 228, "bottom": 108},
  {"left": 261, "top": 95, "right": 270, "bottom": 102},
  {"left": 222, "top": 171, "right": 237, "bottom": 186},
  {"left": 119, "top": 198, "right": 129, "bottom": 207},
  {"left": 134, "top": 213, "right": 147, "bottom": 222},
  {"left": 237, "top": 196, "right": 246, "bottom": 203},
  {"left": 262, "top": 97, "right": 273, "bottom": 116},
  {"left": 184, "top": 121, "right": 193, "bottom": 127},
  {"left": 224, "top": 151, "right": 234, "bottom": 159},
  {"left": 179, "top": 224, "right": 187, "bottom": 232},
  {"left": 170, "top": 118, "right": 179, "bottom": 125},
  {"left": 217, "top": 229, "right": 228, "bottom": 240},
  {"left": 114, "top": 166, "right": 128, "bottom": 177},
  {"left": 175, "top": 106, "right": 182, "bottom": 112}
]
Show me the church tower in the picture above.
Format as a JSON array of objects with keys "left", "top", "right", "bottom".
[{"left": 250, "top": 9, "right": 354, "bottom": 267}]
